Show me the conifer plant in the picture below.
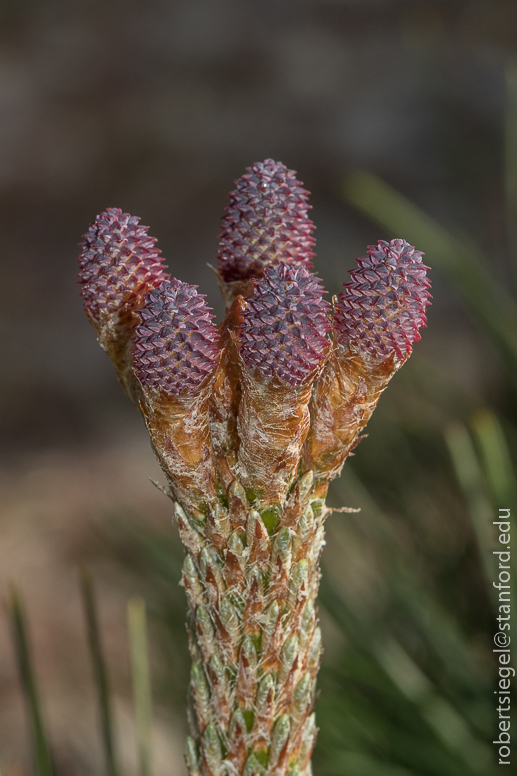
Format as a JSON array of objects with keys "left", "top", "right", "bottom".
[{"left": 77, "top": 160, "right": 431, "bottom": 776}]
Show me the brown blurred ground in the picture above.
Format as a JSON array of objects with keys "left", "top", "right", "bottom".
[
  {"left": 1, "top": 0, "right": 516, "bottom": 772},
  {"left": 0, "top": 437, "right": 185, "bottom": 773}
]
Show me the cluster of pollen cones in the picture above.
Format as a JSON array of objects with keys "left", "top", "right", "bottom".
[{"left": 77, "top": 159, "right": 431, "bottom": 776}]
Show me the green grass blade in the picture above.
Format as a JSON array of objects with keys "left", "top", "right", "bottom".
[
  {"left": 372, "top": 635, "right": 490, "bottom": 772},
  {"left": 128, "top": 596, "right": 153, "bottom": 776},
  {"left": 343, "top": 170, "right": 517, "bottom": 367},
  {"left": 79, "top": 567, "right": 120, "bottom": 776},
  {"left": 7, "top": 585, "right": 53, "bottom": 776},
  {"left": 444, "top": 422, "right": 495, "bottom": 588},
  {"left": 470, "top": 409, "right": 517, "bottom": 587},
  {"left": 329, "top": 468, "right": 493, "bottom": 695},
  {"left": 471, "top": 409, "right": 517, "bottom": 509},
  {"left": 319, "top": 581, "right": 492, "bottom": 775},
  {"left": 325, "top": 750, "right": 418, "bottom": 776},
  {"left": 505, "top": 57, "right": 517, "bottom": 278}
]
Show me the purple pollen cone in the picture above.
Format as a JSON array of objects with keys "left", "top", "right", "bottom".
[
  {"left": 132, "top": 280, "right": 221, "bottom": 395},
  {"left": 334, "top": 239, "right": 431, "bottom": 360},
  {"left": 77, "top": 207, "right": 169, "bottom": 323},
  {"left": 239, "top": 263, "right": 331, "bottom": 386},
  {"left": 217, "top": 159, "right": 316, "bottom": 283}
]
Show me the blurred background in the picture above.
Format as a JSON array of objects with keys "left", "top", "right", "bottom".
[{"left": 1, "top": 0, "right": 516, "bottom": 774}]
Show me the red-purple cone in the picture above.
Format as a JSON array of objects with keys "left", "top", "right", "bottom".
[
  {"left": 239, "top": 263, "right": 331, "bottom": 385},
  {"left": 217, "top": 159, "right": 316, "bottom": 283},
  {"left": 334, "top": 239, "right": 431, "bottom": 360},
  {"left": 132, "top": 280, "right": 220, "bottom": 395},
  {"left": 77, "top": 208, "right": 169, "bottom": 324}
]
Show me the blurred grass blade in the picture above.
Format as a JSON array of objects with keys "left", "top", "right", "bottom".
[
  {"left": 128, "top": 597, "right": 153, "bottom": 776},
  {"left": 343, "top": 170, "right": 517, "bottom": 367},
  {"left": 79, "top": 567, "right": 120, "bottom": 776},
  {"left": 330, "top": 468, "right": 489, "bottom": 691},
  {"left": 444, "top": 422, "right": 495, "bottom": 587},
  {"left": 7, "top": 585, "right": 53, "bottom": 776},
  {"left": 320, "top": 580, "right": 491, "bottom": 774},
  {"left": 330, "top": 751, "right": 418, "bottom": 776},
  {"left": 471, "top": 409, "right": 517, "bottom": 508},
  {"left": 470, "top": 409, "right": 517, "bottom": 582},
  {"left": 505, "top": 58, "right": 517, "bottom": 275},
  {"left": 373, "top": 635, "right": 491, "bottom": 772}
]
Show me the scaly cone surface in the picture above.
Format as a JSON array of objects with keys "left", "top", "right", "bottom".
[
  {"left": 304, "top": 239, "right": 431, "bottom": 493},
  {"left": 132, "top": 279, "right": 221, "bottom": 514},
  {"left": 236, "top": 263, "right": 331, "bottom": 508},
  {"left": 217, "top": 159, "right": 316, "bottom": 305},
  {"left": 78, "top": 207, "right": 169, "bottom": 328},
  {"left": 133, "top": 279, "right": 221, "bottom": 396},
  {"left": 77, "top": 164, "right": 431, "bottom": 776},
  {"left": 77, "top": 207, "right": 169, "bottom": 401},
  {"left": 239, "top": 263, "right": 331, "bottom": 386},
  {"left": 334, "top": 238, "right": 431, "bottom": 359}
]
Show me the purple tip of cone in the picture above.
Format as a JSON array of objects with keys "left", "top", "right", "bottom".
[
  {"left": 239, "top": 263, "right": 331, "bottom": 386},
  {"left": 334, "top": 239, "right": 432, "bottom": 360},
  {"left": 217, "top": 159, "right": 315, "bottom": 283},
  {"left": 77, "top": 208, "right": 169, "bottom": 323},
  {"left": 132, "top": 279, "right": 221, "bottom": 395}
]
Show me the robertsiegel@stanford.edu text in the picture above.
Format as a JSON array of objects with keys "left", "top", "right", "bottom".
[{"left": 493, "top": 508, "right": 513, "bottom": 765}]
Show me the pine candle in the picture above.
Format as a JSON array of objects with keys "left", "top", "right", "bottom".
[{"left": 77, "top": 160, "right": 431, "bottom": 776}]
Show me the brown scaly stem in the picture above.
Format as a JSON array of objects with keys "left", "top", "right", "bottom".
[{"left": 77, "top": 161, "right": 431, "bottom": 776}]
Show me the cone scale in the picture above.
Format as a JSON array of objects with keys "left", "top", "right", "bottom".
[{"left": 77, "top": 163, "right": 431, "bottom": 775}]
